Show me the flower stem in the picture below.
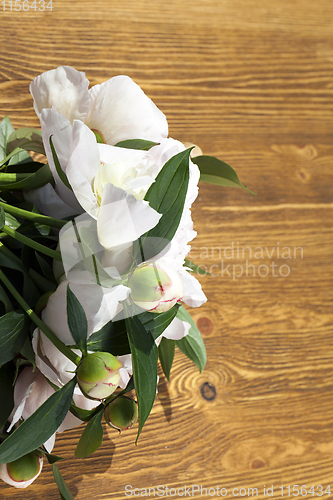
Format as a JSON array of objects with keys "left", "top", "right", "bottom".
[
  {"left": 0, "top": 202, "right": 67, "bottom": 229},
  {"left": 1, "top": 225, "right": 62, "bottom": 261},
  {"left": 0, "top": 173, "right": 30, "bottom": 183},
  {"left": 0, "top": 269, "right": 80, "bottom": 366}
]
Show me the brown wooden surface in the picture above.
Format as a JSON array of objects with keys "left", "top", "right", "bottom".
[{"left": 1, "top": 1, "right": 333, "bottom": 498}]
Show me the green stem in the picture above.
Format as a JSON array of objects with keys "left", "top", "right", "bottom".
[
  {"left": 0, "top": 202, "right": 67, "bottom": 229},
  {"left": 1, "top": 225, "right": 62, "bottom": 261},
  {"left": 0, "top": 269, "right": 80, "bottom": 366},
  {"left": 0, "top": 173, "right": 30, "bottom": 183}
]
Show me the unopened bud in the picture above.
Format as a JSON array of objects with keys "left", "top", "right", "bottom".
[
  {"left": 77, "top": 352, "right": 122, "bottom": 400},
  {"left": 128, "top": 262, "right": 183, "bottom": 313},
  {"left": 104, "top": 396, "right": 138, "bottom": 431},
  {"left": 0, "top": 451, "right": 43, "bottom": 489}
]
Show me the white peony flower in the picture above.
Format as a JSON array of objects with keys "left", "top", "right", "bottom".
[{"left": 27, "top": 66, "right": 168, "bottom": 219}]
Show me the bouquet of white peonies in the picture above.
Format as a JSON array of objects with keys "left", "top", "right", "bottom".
[{"left": 0, "top": 67, "right": 253, "bottom": 497}]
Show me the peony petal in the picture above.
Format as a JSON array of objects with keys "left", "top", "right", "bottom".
[
  {"left": 179, "top": 270, "right": 207, "bottom": 308},
  {"left": 97, "top": 184, "right": 161, "bottom": 249},
  {"left": 162, "top": 316, "right": 191, "bottom": 340},
  {"left": 117, "top": 354, "right": 133, "bottom": 389},
  {"left": 66, "top": 120, "right": 100, "bottom": 215},
  {"left": 24, "top": 183, "right": 80, "bottom": 219},
  {"left": 85, "top": 75, "right": 168, "bottom": 145},
  {"left": 30, "top": 66, "right": 90, "bottom": 122},
  {"left": 40, "top": 108, "right": 82, "bottom": 212}
]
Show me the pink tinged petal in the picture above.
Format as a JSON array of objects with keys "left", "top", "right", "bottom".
[
  {"left": 97, "top": 184, "right": 161, "bottom": 249},
  {"left": 85, "top": 75, "right": 168, "bottom": 145},
  {"left": 179, "top": 270, "right": 207, "bottom": 308},
  {"left": 38, "top": 333, "right": 78, "bottom": 386},
  {"left": 40, "top": 108, "right": 82, "bottom": 212},
  {"left": 24, "top": 183, "right": 80, "bottom": 219},
  {"left": 162, "top": 317, "right": 191, "bottom": 340},
  {"left": 32, "top": 329, "right": 63, "bottom": 387},
  {"left": 66, "top": 120, "right": 101, "bottom": 215},
  {"left": 8, "top": 367, "right": 54, "bottom": 432},
  {"left": 30, "top": 66, "right": 90, "bottom": 122}
]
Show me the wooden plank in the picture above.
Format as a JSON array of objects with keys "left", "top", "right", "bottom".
[{"left": 0, "top": 0, "right": 332, "bottom": 498}]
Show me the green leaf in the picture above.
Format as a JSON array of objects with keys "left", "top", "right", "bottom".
[
  {"left": 0, "top": 284, "right": 13, "bottom": 313},
  {"left": 8, "top": 149, "right": 30, "bottom": 166},
  {"left": 0, "top": 363, "right": 15, "bottom": 429},
  {"left": 158, "top": 337, "right": 175, "bottom": 381},
  {"left": 66, "top": 285, "right": 88, "bottom": 356},
  {"left": 74, "top": 410, "right": 104, "bottom": 458},
  {"left": 115, "top": 139, "right": 159, "bottom": 151},
  {"left": 7, "top": 127, "right": 45, "bottom": 156},
  {"left": 4, "top": 212, "right": 21, "bottom": 230},
  {"left": 0, "top": 163, "right": 54, "bottom": 191},
  {"left": 32, "top": 206, "right": 51, "bottom": 236},
  {"left": 0, "top": 206, "right": 5, "bottom": 230},
  {"left": 0, "top": 116, "right": 15, "bottom": 162},
  {"left": 0, "top": 245, "right": 40, "bottom": 307},
  {"left": 87, "top": 319, "right": 130, "bottom": 356},
  {"left": 49, "top": 136, "right": 72, "bottom": 191},
  {"left": 0, "top": 311, "right": 27, "bottom": 367},
  {"left": 184, "top": 258, "right": 211, "bottom": 276},
  {"left": 125, "top": 311, "right": 158, "bottom": 442},
  {"left": 136, "top": 148, "right": 191, "bottom": 261},
  {"left": 192, "top": 155, "right": 255, "bottom": 195},
  {"left": 0, "top": 377, "right": 76, "bottom": 464},
  {"left": 20, "top": 336, "right": 36, "bottom": 367},
  {"left": 35, "top": 252, "right": 55, "bottom": 282},
  {"left": 175, "top": 306, "right": 206, "bottom": 372},
  {"left": 52, "top": 463, "right": 75, "bottom": 500},
  {"left": 138, "top": 304, "right": 180, "bottom": 341},
  {"left": 45, "top": 452, "right": 64, "bottom": 464}
]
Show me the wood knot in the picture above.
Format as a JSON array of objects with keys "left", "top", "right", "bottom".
[
  {"left": 200, "top": 382, "right": 216, "bottom": 401},
  {"left": 197, "top": 316, "right": 214, "bottom": 336},
  {"left": 251, "top": 459, "right": 265, "bottom": 469}
]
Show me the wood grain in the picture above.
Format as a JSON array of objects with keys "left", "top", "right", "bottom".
[{"left": 1, "top": 0, "right": 333, "bottom": 498}]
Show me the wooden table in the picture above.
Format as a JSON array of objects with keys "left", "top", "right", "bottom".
[{"left": 1, "top": 0, "right": 332, "bottom": 498}]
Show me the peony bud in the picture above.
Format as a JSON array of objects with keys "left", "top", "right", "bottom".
[
  {"left": 104, "top": 396, "right": 138, "bottom": 431},
  {"left": 128, "top": 262, "right": 183, "bottom": 313},
  {"left": 0, "top": 451, "right": 43, "bottom": 489},
  {"left": 77, "top": 352, "right": 122, "bottom": 400}
]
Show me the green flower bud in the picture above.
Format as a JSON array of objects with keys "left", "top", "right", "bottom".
[
  {"left": 104, "top": 396, "right": 138, "bottom": 431},
  {"left": 77, "top": 352, "right": 122, "bottom": 400},
  {"left": 0, "top": 451, "right": 43, "bottom": 489},
  {"left": 128, "top": 262, "right": 183, "bottom": 313}
]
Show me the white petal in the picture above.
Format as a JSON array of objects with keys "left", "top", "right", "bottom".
[
  {"left": 97, "top": 184, "right": 161, "bottom": 249},
  {"left": 117, "top": 354, "right": 133, "bottom": 389},
  {"left": 179, "top": 270, "right": 207, "bottom": 308},
  {"left": 85, "top": 75, "right": 168, "bottom": 145},
  {"left": 24, "top": 183, "right": 80, "bottom": 219},
  {"left": 30, "top": 66, "right": 90, "bottom": 122},
  {"left": 40, "top": 108, "right": 82, "bottom": 212},
  {"left": 66, "top": 120, "right": 100, "bottom": 215},
  {"left": 43, "top": 434, "right": 56, "bottom": 454},
  {"left": 162, "top": 317, "right": 191, "bottom": 340}
]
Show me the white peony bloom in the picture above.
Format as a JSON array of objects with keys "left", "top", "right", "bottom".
[{"left": 27, "top": 66, "right": 168, "bottom": 218}]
